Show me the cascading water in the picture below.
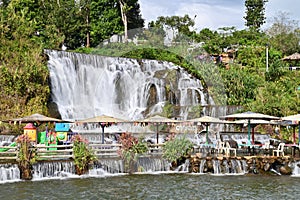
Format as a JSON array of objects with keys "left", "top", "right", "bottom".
[
  {"left": 0, "top": 135, "right": 16, "bottom": 146},
  {"left": 292, "top": 161, "right": 300, "bottom": 177},
  {"left": 212, "top": 159, "right": 221, "bottom": 174},
  {"left": 93, "top": 159, "right": 124, "bottom": 174},
  {"left": 137, "top": 157, "right": 170, "bottom": 172},
  {"left": 45, "top": 49, "right": 212, "bottom": 121},
  {"left": 223, "top": 160, "right": 230, "bottom": 174},
  {"left": 0, "top": 164, "right": 20, "bottom": 182},
  {"left": 32, "top": 161, "right": 75, "bottom": 179}
]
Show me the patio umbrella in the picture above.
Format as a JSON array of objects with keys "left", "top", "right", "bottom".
[
  {"left": 233, "top": 119, "right": 278, "bottom": 144},
  {"left": 138, "top": 115, "right": 180, "bottom": 144},
  {"left": 220, "top": 111, "right": 279, "bottom": 145},
  {"left": 188, "top": 116, "right": 232, "bottom": 144},
  {"left": 6, "top": 113, "right": 65, "bottom": 143},
  {"left": 7, "top": 113, "right": 64, "bottom": 124},
  {"left": 281, "top": 114, "right": 300, "bottom": 144},
  {"left": 77, "top": 115, "right": 127, "bottom": 144}
]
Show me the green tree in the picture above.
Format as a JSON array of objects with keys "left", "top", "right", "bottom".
[
  {"left": 195, "top": 28, "right": 221, "bottom": 54},
  {"left": 244, "top": 0, "right": 268, "bottom": 31},
  {"left": 150, "top": 14, "right": 195, "bottom": 42},
  {"left": 220, "top": 65, "right": 264, "bottom": 105},
  {"left": 0, "top": 0, "right": 53, "bottom": 118},
  {"left": 267, "top": 11, "right": 300, "bottom": 56},
  {"left": 89, "top": 0, "right": 144, "bottom": 47},
  {"left": 248, "top": 77, "right": 300, "bottom": 117}
]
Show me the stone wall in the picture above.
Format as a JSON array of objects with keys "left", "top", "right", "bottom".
[{"left": 189, "top": 155, "right": 300, "bottom": 175}]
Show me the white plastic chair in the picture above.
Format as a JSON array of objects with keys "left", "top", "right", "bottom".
[
  {"left": 224, "top": 142, "right": 236, "bottom": 157},
  {"left": 262, "top": 141, "right": 271, "bottom": 155},
  {"left": 262, "top": 141, "right": 270, "bottom": 149},
  {"left": 272, "top": 142, "right": 285, "bottom": 157}
]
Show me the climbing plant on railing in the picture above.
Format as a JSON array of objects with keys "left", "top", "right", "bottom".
[
  {"left": 117, "top": 132, "right": 148, "bottom": 174},
  {"left": 16, "top": 134, "right": 37, "bottom": 180},
  {"left": 71, "top": 134, "right": 97, "bottom": 175}
]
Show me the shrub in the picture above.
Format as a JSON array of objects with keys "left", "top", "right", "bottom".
[
  {"left": 117, "top": 132, "right": 148, "bottom": 173},
  {"left": 71, "top": 134, "right": 97, "bottom": 175},
  {"left": 16, "top": 134, "right": 37, "bottom": 180},
  {"left": 163, "top": 135, "right": 193, "bottom": 166}
]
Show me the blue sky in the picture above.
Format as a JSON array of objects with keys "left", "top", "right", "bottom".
[{"left": 139, "top": 0, "right": 300, "bottom": 31}]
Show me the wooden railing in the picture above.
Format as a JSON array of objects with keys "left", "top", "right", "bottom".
[
  {"left": 89, "top": 143, "right": 122, "bottom": 158},
  {"left": 88, "top": 143, "right": 165, "bottom": 157},
  {"left": 35, "top": 144, "right": 74, "bottom": 160},
  {"left": 0, "top": 145, "right": 18, "bottom": 160}
]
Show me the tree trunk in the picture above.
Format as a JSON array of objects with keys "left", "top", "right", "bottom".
[
  {"left": 119, "top": 0, "right": 128, "bottom": 42},
  {"left": 75, "top": 165, "right": 88, "bottom": 175},
  {"left": 86, "top": 8, "right": 90, "bottom": 48},
  {"left": 19, "top": 162, "right": 33, "bottom": 180}
]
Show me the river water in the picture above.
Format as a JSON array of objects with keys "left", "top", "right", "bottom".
[{"left": 1, "top": 173, "right": 299, "bottom": 200}]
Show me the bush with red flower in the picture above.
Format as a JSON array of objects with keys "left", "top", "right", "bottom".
[
  {"left": 117, "top": 132, "right": 148, "bottom": 173},
  {"left": 71, "top": 134, "right": 97, "bottom": 175},
  {"left": 16, "top": 134, "right": 37, "bottom": 180}
]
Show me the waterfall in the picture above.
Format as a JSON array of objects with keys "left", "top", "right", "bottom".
[
  {"left": 199, "top": 159, "right": 206, "bottom": 173},
  {"left": 46, "top": 49, "right": 211, "bottom": 121},
  {"left": 230, "top": 159, "right": 246, "bottom": 174},
  {"left": 93, "top": 157, "right": 170, "bottom": 173},
  {"left": 137, "top": 157, "right": 170, "bottom": 172},
  {"left": 32, "top": 161, "right": 75, "bottom": 179},
  {"left": 292, "top": 161, "right": 300, "bottom": 176},
  {"left": 223, "top": 160, "right": 230, "bottom": 174},
  {"left": 0, "top": 135, "right": 16, "bottom": 146},
  {"left": 212, "top": 159, "right": 221, "bottom": 174},
  {"left": 0, "top": 164, "right": 20, "bottom": 182},
  {"left": 241, "top": 160, "right": 248, "bottom": 174},
  {"left": 93, "top": 159, "right": 124, "bottom": 173}
]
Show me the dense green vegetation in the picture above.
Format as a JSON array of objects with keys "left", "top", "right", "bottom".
[{"left": 0, "top": 0, "right": 299, "bottom": 127}]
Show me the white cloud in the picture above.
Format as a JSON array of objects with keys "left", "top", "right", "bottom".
[
  {"left": 175, "top": 2, "right": 244, "bottom": 30},
  {"left": 139, "top": 0, "right": 300, "bottom": 31}
]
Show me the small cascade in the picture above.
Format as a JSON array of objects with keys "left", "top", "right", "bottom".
[
  {"left": 94, "top": 159, "right": 124, "bottom": 173},
  {"left": 0, "top": 135, "right": 16, "bottom": 145},
  {"left": 137, "top": 157, "right": 170, "bottom": 172},
  {"left": 223, "top": 160, "right": 230, "bottom": 174},
  {"left": 199, "top": 159, "right": 206, "bottom": 173},
  {"left": 32, "top": 161, "right": 75, "bottom": 179},
  {"left": 89, "top": 167, "right": 110, "bottom": 176},
  {"left": 292, "top": 161, "right": 300, "bottom": 176},
  {"left": 212, "top": 159, "right": 221, "bottom": 174},
  {"left": 230, "top": 159, "right": 244, "bottom": 174},
  {"left": 240, "top": 160, "right": 248, "bottom": 174},
  {"left": 0, "top": 164, "right": 20, "bottom": 182},
  {"left": 175, "top": 159, "right": 190, "bottom": 172}
]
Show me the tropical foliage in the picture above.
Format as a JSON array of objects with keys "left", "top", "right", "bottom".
[
  {"left": 71, "top": 134, "right": 97, "bottom": 175},
  {"left": 117, "top": 132, "right": 148, "bottom": 173},
  {"left": 16, "top": 134, "right": 37, "bottom": 180},
  {"left": 16, "top": 134, "right": 37, "bottom": 165},
  {"left": 162, "top": 134, "right": 193, "bottom": 166}
]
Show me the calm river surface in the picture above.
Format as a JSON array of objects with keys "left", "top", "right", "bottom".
[{"left": 0, "top": 173, "right": 299, "bottom": 200}]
